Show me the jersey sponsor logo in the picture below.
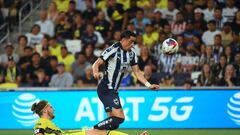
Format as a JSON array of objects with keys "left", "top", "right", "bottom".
[
  {"left": 35, "top": 129, "right": 40, "bottom": 134},
  {"left": 12, "top": 93, "right": 39, "bottom": 127},
  {"left": 227, "top": 92, "right": 240, "bottom": 125}
]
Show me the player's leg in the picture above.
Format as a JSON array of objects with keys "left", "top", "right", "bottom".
[
  {"left": 94, "top": 87, "right": 124, "bottom": 130},
  {"left": 93, "top": 108, "right": 125, "bottom": 130},
  {"left": 107, "top": 107, "right": 125, "bottom": 118},
  {"left": 64, "top": 129, "right": 148, "bottom": 135},
  {"left": 86, "top": 129, "right": 148, "bottom": 135},
  {"left": 85, "top": 129, "right": 127, "bottom": 135}
]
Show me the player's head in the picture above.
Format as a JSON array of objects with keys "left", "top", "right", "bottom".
[
  {"left": 120, "top": 30, "right": 136, "bottom": 51},
  {"left": 31, "top": 100, "right": 55, "bottom": 120}
]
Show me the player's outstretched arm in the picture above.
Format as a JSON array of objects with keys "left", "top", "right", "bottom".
[
  {"left": 92, "top": 58, "right": 104, "bottom": 80},
  {"left": 132, "top": 65, "right": 159, "bottom": 90}
]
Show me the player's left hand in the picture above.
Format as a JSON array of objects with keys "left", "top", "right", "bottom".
[{"left": 149, "top": 84, "right": 160, "bottom": 90}]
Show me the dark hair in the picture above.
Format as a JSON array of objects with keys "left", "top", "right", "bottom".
[
  {"left": 69, "top": 0, "right": 76, "bottom": 5},
  {"left": 32, "top": 52, "right": 41, "bottom": 57},
  {"left": 184, "top": 79, "right": 193, "bottom": 85},
  {"left": 176, "top": 11, "right": 183, "bottom": 15},
  {"left": 75, "top": 52, "right": 85, "bottom": 60},
  {"left": 120, "top": 30, "right": 136, "bottom": 40},
  {"left": 220, "top": 53, "right": 227, "bottom": 59},
  {"left": 223, "top": 22, "right": 232, "bottom": 27},
  {"left": 18, "top": 35, "right": 28, "bottom": 42},
  {"left": 214, "top": 7, "right": 222, "bottom": 12},
  {"left": 31, "top": 100, "right": 48, "bottom": 116},
  {"left": 82, "top": 44, "right": 94, "bottom": 54},
  {"left": 31, "top": 24, "right": 41, "bottom": 32},
  {"left": 24, "top": 46, "right": 33, "bottom": 51},
  {"left": 137, "top": 8, "right": 144, "bottom": 13},
  {"left": 43, "top": 34, "right": 50, "bottom": 40},
  {"left": 50, "top": 56, "right": 58, "bottom": 61},
  {"left": 168, "top": 0, "right": 175, "bottom": 3},
  {"left": 61, "top": 45, "right": 68, "bottom": 50},
  {"left": 208, "top": 20, "right": 216, "bottom": 25},
  {"left": 78, "top": 52, "right": 85, "bottom": 56},
  {"left": 215, "top": 34, "right": 222, "bottom": 39}
]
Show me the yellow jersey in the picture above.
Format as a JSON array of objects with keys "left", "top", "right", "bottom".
[
  {"left": 97, "top": 1, "right": 106, "bottom": 10},
  {"left": 49, "top": 44, "right": 62, "bottom": 58},
  {"left": 0, "top": 82, "right": 18, "bottom": 89},
  {"left": 34, "top": 118, "right": 85, "bottom": 135},
  {"left": 156, "top": 0, "right": 168, "bottom": 9},
  {"left": 137, "top": 0, "right": 150, "bottom": 8},
  {"left": 55, "top": 0, "right": 70, "bottom": 12},
  {"left": 57, "top": 54, "right": 75, "bottom": 72},
  {"left": 34, "top": 118, "right": 63, "bottom": 135},
  {"left": 143, "top": 32, "right": 159, "bottom": 48},
  {"left": 117, "top": 0, "right": 130, "bottom": 10}
]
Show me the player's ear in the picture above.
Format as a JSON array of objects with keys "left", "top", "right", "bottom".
[{"left": 42, "top": 108, "right": 47, "bottom": 114}]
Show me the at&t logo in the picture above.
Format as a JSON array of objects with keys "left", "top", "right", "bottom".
[
  {"left": 227, "top": 92, "right": 240, "bottom": 125},
  {"left": 12, "top": 93, "right": 40, "bottom": 126}
]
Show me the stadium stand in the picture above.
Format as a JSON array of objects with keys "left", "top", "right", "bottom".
[{"left": 0, "top": 0, "right": 240, "bottom": 88}]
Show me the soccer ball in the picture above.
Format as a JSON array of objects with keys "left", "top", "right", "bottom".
[{"left": 162, "top": 38, "right": 179, "bottom": 55}]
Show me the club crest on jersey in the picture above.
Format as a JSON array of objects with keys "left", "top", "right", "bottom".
[{"left": 113, "top": 98, "right": 119, "bottom": 105}]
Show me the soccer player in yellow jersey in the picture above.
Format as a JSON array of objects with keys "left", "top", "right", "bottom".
[{"left": 32, "top": 100, "right": 148, "bottom": 135}]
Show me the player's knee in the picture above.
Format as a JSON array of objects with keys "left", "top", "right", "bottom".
[
  {"left": 111, "top": 117, "right": 124, "bottom": 130},
  {"left": 111, "top": 124, "right": 119, "bottom": 130},
  {"left": 117, "top": 117, "right": 124, "bottom": 124}
]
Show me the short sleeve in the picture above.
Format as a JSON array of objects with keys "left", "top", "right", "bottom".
[
  {"left": 34, "top": 120, "right": 46, "bottom": 134},
  {"left": 130, "top": 51, "right": 138, "bottom": 66},
  {"left": 100, "top": 45, "right": 117, "bottom": 62}
]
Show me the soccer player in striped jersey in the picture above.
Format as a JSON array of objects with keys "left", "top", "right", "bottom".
[
  {"left": 92, "top": 30, "right": 159, "bottom": 131},
  {"left": 32, "top": 100, "right": 148, "bottom": 135}
]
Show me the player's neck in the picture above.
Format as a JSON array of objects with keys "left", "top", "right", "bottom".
[
  {"left": 41, "top": 115, "right": 51, "bottom": 120},
  {"left": 119, "top": 41, "right": 128, "bottom": 51}
]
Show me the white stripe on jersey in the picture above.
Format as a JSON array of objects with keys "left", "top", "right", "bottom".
[{"left": 100, "top": 42, "right": 138, "bottom": 90}]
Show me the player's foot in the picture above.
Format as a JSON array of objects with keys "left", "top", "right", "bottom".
[{"left": 140, "top": 131, "right": 148, "bottom": 135}]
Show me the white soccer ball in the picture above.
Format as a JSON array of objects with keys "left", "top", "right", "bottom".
[{"left": 162, "top": 38, "right": 179, "bottom": 55}]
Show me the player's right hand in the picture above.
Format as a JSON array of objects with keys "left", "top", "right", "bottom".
[
  {"left": 149, "top": 84, "right": 160, "bottom": 90},
  {"left": 93, "top": 72, "right": 103, "bottom": 80}
]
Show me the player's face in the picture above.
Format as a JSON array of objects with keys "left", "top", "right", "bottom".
[
  {"left": 123, "top": 36, "right": 136, "bottom": 51},
  {"left": 46, "top": 104, "right": 55, "bottom": 119}
]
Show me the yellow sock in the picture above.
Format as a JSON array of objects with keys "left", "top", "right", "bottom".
[{"left": 108, "top": 131, "right": 128, "bottom": 135}]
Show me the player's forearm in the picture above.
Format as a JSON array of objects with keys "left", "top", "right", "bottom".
[
  {"left": 92, "top": 58, "right": 105, "bottom": 79},
  {"left": 92, "top": 62, "right": 99, "bottom": 74},
  {"left": 132, "top": 65, "right": 151, "bottom": 88},
  {"left": 135, "top": 72, "right": 151, "bottom": 88}
]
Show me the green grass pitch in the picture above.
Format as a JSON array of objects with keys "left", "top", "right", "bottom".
[{"left": 0, "top": 129, "right": 240, "bottom": 135}]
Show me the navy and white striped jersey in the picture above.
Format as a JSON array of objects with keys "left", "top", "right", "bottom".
[{"left": 100, "top": 42, "right": 138, "bottom": 90}]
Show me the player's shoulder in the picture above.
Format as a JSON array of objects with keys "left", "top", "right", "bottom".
[
  {"left": 104, "top": 42, "right": 120, "bottom": 53},
  {"left": 111, "top": 42, "right": 121, "bottom": 49},
  {"left": 34, "top": 118, "right": 48, "bottom": 129},
  {"left": 130, "top": 47, "right": 137, "bottom": 55}
]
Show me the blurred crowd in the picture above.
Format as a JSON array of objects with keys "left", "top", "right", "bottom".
[{"left": 0, "top": 0, "right": 240, "bottom": 88}]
